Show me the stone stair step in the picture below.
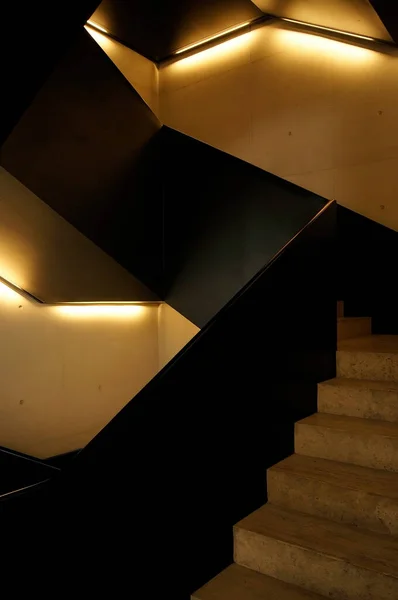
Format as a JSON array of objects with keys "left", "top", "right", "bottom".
[
  {"left": 295, "top": 412, "right": 398, "bottom": 472},
  {"left": 318, "top": 378, "right": 398, "bottom": 423},
  {"left": 267, "top": 453, "right": 398, "bottom": 535},
  {"left": 191, "top": 563, "right": 325, "bottom": 600},
  {"left": 337, "top": 335, "right": 398, "bottom": 380},
  {"left": 337, "top": 317, "right": 371, "bottom": 341},
  {"left": 234, "top": 503, "right": 398, "bottom": 600}
]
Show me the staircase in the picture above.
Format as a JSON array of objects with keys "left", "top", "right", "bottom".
[{"left": 193, "top": 302, "right": 398, "bottom": 599}]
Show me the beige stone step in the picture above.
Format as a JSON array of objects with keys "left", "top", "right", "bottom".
[
  {"left": 267, "top": 453, "right": 398, "bottom": 535},
  {"left": 295, "top": 412, "right": 398, "bottom": 472},
  {"left": 234, "top": 504, "right": 398, "bottom": 599},
  {"left": 337, "top": 317, "right": 371, "bottom": 341},
  {"left": 337, "top": 335, "right": 398, "bottom": 380},
  {"left": 318, "top": 378, "right": 398, "bottom": 423},
  {"left": 337, "top": 301, "right": 344, "bottom": 318},
  {"left": 191, "top": 563, "right": 325, "bottom": 600}
]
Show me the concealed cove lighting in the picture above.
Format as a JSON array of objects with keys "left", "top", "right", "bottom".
[
  {"left": 280, "top": 17, "right": 376, "bottom": 43},
  {"left": 54, "top": 304, "right": 146, "bottom": 318},
  {"left": 86, "top": 20, "right": 109, "bottom": 35},
  {"left": 174, "top": 21, "right": 253, "bottom": 56}
]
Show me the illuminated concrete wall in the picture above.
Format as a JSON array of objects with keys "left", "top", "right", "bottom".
[
  {"left": 0, "top": 283, "right": 160, "bottom": 458},
  {"left": 159, "top": 22, "right": 398, "bottom": 230},
  {"left": 0, "top": 283, "right": 198, "bottom": 459}
]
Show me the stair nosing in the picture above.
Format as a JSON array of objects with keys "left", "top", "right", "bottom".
[
  {"left": 337, "top": 317, "right": 371, "bottom": 322},
  {"left": 192, "top": 564, "right": 326, "bottom": 599},
  {"left": 237, "top": 524, "right": 397, "bottom": 579},
  {"left": 268, "top": 454, "right": 398, "bottom": 499},
  {"left": 234, "top": 504, "right": 398, "bottom": 578},
  {"left": 319, "top": 377, "right": 398, "bottom": 391},
  {"left": 296, "top": 413, "right": 398, "bottom": 438}
]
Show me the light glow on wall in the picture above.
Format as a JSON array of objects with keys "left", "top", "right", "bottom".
[
  {"left": 170, "top": 32, "right": 252, "bottom": 70},
  {"left": 0, "top": 281, "right": 22, "bottom": 301},
  {"left": 53, "top": 304, "right": 147, "bottom": 318},
  {"left": 174, "top": 21, "right": 252, "bottom": 56},
  {"left": 86, "top": 20, "right": 109, "bottom": 35},
  {"left": 0, "top": 276, "right": 154, "bottom": 319},
  {"left": 275, "top": 26, "right": 376, "bottom": 62},
  {"left": 85, "top": 26, "right": 112, "bottom": 52},
  {"left": 280, "top": 17, "right": 376, "bottom": 43}
]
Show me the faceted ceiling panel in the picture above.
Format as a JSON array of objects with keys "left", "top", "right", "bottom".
[
  {"left": 0, "top": 0, "right": 100, "bottom": 148},
  {"left": 89, "top": 0, "right": 264, "bottom": 61},
  {"left": 1, "top": 31, "right": 164, "bottom": 298},
  {"left": 251, "top": 0, "right": 393, "bottom": 42}
]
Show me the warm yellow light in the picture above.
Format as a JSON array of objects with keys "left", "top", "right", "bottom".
[
  {"left": 0, "top": 281, "right": 22, "bottom": 301},
  {"left": 85, "top": 26, "right": 112, "bottom": 52},
  {"left": 53, "top": 304, "right": 146, "bottom": 318},
  {"left": 275, "top": 26, "right": 375, "bottom": 61},
  {"left": 171, "top": 31, "right": 251, "bottom": 70},
  {"left": 280, "top": 18, "right": 375, "bottom": 43},
  {"left": 86, "top": 20, "right": 109, "bottom": 35},
  {"left": 174, "top": 21, "right": 252, "bottom": 56}
]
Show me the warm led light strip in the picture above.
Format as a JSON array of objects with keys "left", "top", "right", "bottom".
[
  {"left": 86, "top": 20, "right": 109, "bottom": 35},
  {"left": 0, "top": 275, "right": 159, "bottom": 306},
  {"left": 174, "top": 21, "right": 253, "bottom": 55},
  {"left": 280, "top": 17, "right": 376, "bottom": 42}
]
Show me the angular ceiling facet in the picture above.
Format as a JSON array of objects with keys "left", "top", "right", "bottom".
[
  {"left": 0, "top": 169, "right": 158, "bottom": 303},
  {"left": 89, "top": 0, "right": 264, "bottom": 61},
  {"left": 0, "top": 1, "right": 101, "bottom": 147},
  {"left": 1, "top": 31, "right": 164, "bottom": 298}
]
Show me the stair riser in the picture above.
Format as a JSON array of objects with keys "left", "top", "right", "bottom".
[
  {"left": 192, "top": 564, "right": 327, "bottom": 600},
  {"left": 337, "top": 301, "right": 344, "bottom": 318},
  {"left": 234, "top": 527, "right": 398, "bottom": 600},
  {"left": 337, "top": 319, "right": 371, "bottom": 342},
  {"left": 318, "top": 383, "right": 398, "bottom": 423},
  {"left": 267, "top": 470, "right": 398, "bottom": 536},
  {"left": 295, "top": 423, "right": 398, "bottom": 472},
  {"left": 337, "top": 351, "right": 398, "bottom": 381}
]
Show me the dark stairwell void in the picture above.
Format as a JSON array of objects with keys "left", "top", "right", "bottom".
[
  {"left": 0, "top": 447, "right": 59, "bottom": 499},
  {"left": 1, "top": 197, "right": 336, "bottom": 596},
  {"left": 337, "top": 204, "right": 398, "bottom": 335}
]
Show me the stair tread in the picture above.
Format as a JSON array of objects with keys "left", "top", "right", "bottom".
[
  {"left": 320, "top": 378, "right": 398, "bottom": 392},
  {"left": 297, "top": 412, "right": 398, "bottom": 438},
  {"left": 192, "top": 564, "right": 324, "bottom": 600},
  {"left": 235, "top": 504, "right": 398, "bottom": 576},
  {"left": 338, "top": 335, "right": 398, "bottom": 354},
  {"left": 269, "top": 453, "right": 398, "bottom": 498},
  {"left": 337, "top": 317, "right": 371, "bottom": 322}
]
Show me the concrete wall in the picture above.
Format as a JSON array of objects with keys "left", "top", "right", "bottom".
[
  {"left": 0, "top": 282, "right": 159, "bottom": 458},
  {"left": 158, "top": 304, "right": 200, "bottom": 369},
  {"left": 86, "top": 26, "right": 159, "bottom": 116},
  {"left": 0, "top": 283, "right": 198, "bottom": 458},
  {"left": 159, "top": 22, "right": 398, "bottom": 230}
]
